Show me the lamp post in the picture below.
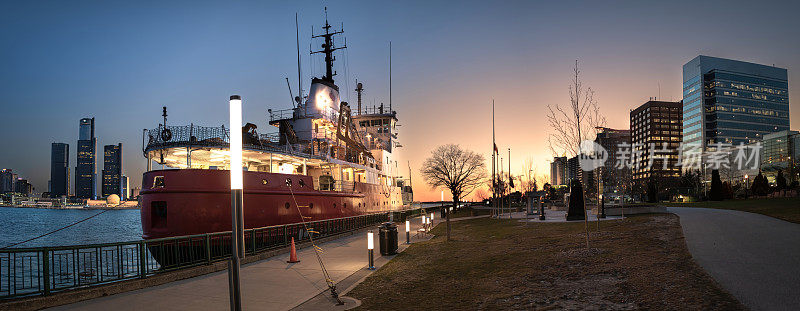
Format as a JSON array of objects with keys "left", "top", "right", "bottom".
[
  {"left": 228, "top": 95, "right": 244, "bottom": 311},
  {"left": 367, "top": 231, "right": 375, "bottom": 270},
  {"left": 744, "top": 174, "right": 749, "bottom": 199},
  {"left": 405, "top": 220, "right": 410, "bottom": 244},
  {"left": 599, "top": 194, "right": 606, "bottom": 219}
]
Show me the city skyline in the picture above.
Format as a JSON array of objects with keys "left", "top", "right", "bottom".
[{"left": 2, "top": 1, "right": 800, "bottom": 201}]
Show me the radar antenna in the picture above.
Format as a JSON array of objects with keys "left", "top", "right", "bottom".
[{"left": 311, "top": 7, "right": 346, "bottom": 83}]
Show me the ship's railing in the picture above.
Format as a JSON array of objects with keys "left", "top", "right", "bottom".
[
  {"left": 142, "top": 125, "right": 331, "bottom": 161},
  {"left": 355, "top": 106, "right": 396, "bottom": 116},
  {"left": 313, "top": 178, "right": 357, "bottom": 193},
  {"left": 144, "top": 124, "right": 230, "bottom": 152},
  {"left": 0, "top": 212, "right": 390, "bottom": 300},
  {"left": 268, "top": 107, "right": 338, "bottom": 123}
]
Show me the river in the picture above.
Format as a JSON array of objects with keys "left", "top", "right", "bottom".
[{"left": 0, "top": 206, "right": 142, "bottom": 248}]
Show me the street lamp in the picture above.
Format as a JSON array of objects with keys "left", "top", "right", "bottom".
[
  {"left": 228, "top": 95, "right": 244, "bottom": 311},
  {"left": 367, "top": 231, "right": 375, "bottom": 270},
  {"left": 744, "top": 174, "right": 749, "bottom": 199}
]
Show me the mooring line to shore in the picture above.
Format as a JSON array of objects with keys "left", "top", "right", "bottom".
[{"left": 287, "top": 184, "right": 345, "bottom": 305}]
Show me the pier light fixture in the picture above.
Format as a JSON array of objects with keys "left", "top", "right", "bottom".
[
  {"left": 405, "top": 220, "right": 410, "bottom": 244},
  {"left": 228, "top": 95, "right": 244, "bottom": 311},
  {"left": 230, "top": 96, "right": 243, "bottom": 189},
  {"left": 367, "top": 231, "right": 375, "bottom": 270}
]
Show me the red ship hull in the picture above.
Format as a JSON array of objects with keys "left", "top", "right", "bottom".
[{"left": 140, "top": 169, "right": 401, "bottom": 240}]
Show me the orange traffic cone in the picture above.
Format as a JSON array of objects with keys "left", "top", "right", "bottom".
[{"left": 287, "top": 237, "right": 300, "bottom": 263}]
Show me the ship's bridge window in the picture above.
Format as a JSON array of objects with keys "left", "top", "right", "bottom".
[{"left": 153, "top": 176, "right": 165, "bottom": 188}]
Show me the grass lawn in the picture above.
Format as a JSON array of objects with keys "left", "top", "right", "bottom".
[
  {"left": 668, "top": 197, "right": 800, "bottom": 224},
  {"left": 348, "top": 215, "right": 743, "bottom": 310}
]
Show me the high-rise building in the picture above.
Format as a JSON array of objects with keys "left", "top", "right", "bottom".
[
  {"left": 102, "top": 143, "right": 123, "bottom": 198},
  {"left": 50, "top": 143, "right": 70, "bottom": 197},
  {"left": 630, "top": 100, "right": 682, "bottom": 184},
  {"left": 594, "top": 127, "right": 631, "bottom": 193},
  {"left": 761, "top": 130, "right": 799, "bottom": 183},
  {"left": 14, "top": 178, "right": 33, "bottom": 196},
  {"left": 1, "top": 169, "right": 15, "bottom": 194},
  {"left": 682, "top": 56, "right": 789, "bottom": 151},
  {"left": 121, "top": 175, "right": 129, "bottom": 200},
  {"left": 550, "top": 156, "right": 567, "bottom": 186},
  {"left": 76, "top": 118, "right": 97, "bottom": 199}
]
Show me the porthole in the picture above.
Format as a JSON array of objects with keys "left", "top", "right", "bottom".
[
  {"left": 298, "top": 179, "right": 305, "bottom": 187},
  {"left": 285, "top": 202, "right": 290, "bottom": 209},
  {"left": 261, "top": 179, "right": 268, "bottom": 185},
  {"left": 333, "top": 203, "right": 337, "bottom": 209},
  {"left": 285, "top": 178, "right": 292, "bottom": 187},
  {"left": 358, "top": 203, "right": 361, "bottom": 208},
  {"left": 343, "top": 203, "right": 347, "bottom": 209},
  {"left": 309, "top": 203, "right": 314, "bottom": 209}
]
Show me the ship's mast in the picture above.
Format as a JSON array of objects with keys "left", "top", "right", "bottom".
[{"left": 311, "top": 7, "right": 346, "bottom": 83}]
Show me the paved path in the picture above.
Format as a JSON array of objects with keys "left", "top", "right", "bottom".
[
  {"left": 49, "top": 217, "right": 435, "bottom": 311},
  {"left": 668, "top": 207, "right": 800, "bottom": 311}
]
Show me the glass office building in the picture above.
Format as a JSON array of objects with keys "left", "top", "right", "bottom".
[
  {"left": 76, "top": 117, "right": 97, "bottom": 199},
  {"left": 682, "top": 56, "right": 789, "bottom": 151}
]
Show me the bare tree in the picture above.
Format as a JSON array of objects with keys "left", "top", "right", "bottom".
[
  {"left": 546, "top": 60, "right": 606, "bottom": 249},
  {"left": 522, "top": 158, "right": 538, "bottom": 194},
  {"left": 421, "top": 144, "right": 487, "bottom": 241}
]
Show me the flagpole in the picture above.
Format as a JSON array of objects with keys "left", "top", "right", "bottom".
[
  {"left": 492, "top": 100, "right": 496, "bottom": 219},
  {"left": 508, "top": 147, "right": 512, "bottom": 219}
]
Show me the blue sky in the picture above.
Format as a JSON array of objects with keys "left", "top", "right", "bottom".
[{"left": 1, "top": 0, "right": 799, "bottom": 200}]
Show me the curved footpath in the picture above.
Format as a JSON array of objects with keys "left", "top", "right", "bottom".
[{"left": 668, "top": 207, "right": 800, "bottom": 311}]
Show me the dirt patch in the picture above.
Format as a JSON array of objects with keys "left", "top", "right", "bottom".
[{"left": 348, "top": 215, "right": 744, "bottom": 310}]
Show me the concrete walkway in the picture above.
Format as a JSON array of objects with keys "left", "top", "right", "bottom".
[
  {"left": 49, "top": 217, "right": 435, "bottom": 311},
  {"left": 668, "top": 207, "right": 800, "bottom": 311}
]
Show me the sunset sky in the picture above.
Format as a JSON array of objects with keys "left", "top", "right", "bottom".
[{"left": 1, "top": 0, "right": 799, "bottom": 201}]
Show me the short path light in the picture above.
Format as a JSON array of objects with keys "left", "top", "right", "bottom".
[
  {"left": 367, "top": 231, "right": 375, "bottom": 270},
  {"left": 405, "top": 220, "right": 410, "bottom": 244}
]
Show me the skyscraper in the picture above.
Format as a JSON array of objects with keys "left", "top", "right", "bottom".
[
  {"left": 550, "top": 156, "right": 567, "bottom": 186},
  {"left": 50, "top": 142, "right": 70, "bottom": 197},
  {"left": 631, "top": 100, "right": 683, "bottom": 183},
  {"left": 594, "top": 127, "right": 631, "bottom": 193},
  {"left": 76, "top": 118, "right": 97, "bottom": 199},
  {"left": 102, "top": 143, "right": 123, "bottom": 198},
  {"left": 0, "top": 169, "right": 15, "bottom": 194},
  {"left": 682, "top": 56, "right": 789, "bottom": 151}
]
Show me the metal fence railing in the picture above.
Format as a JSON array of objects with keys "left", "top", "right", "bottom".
[{"left": 0, "top": 212, "right": 389, "bottom": 300}]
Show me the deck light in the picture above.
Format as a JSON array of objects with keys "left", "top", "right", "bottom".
[
  {"left": 367, "top": 231, "right": 375, "bottom": 270},
  {"left": 228, "top": 95, "right": 244, "bottom": 311}
]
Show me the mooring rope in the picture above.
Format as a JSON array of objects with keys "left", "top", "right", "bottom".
[{"left": 286, "top": 183, "right": 344, "bottom": 305}]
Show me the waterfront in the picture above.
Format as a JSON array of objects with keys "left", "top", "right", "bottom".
[{"left": 0, "top": 206, "right": 142, "bottom": 248}]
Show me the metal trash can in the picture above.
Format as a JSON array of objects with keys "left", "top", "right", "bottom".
[{"left": 378, "top": 222, "right": 398, "bottom": 256}]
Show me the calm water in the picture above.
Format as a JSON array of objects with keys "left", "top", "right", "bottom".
[
  {"left": 0, "top": 206, "right": 142, "bottom": 248},
  {"left": 0, "top": 203, "right": 446, "bottom": 249}
]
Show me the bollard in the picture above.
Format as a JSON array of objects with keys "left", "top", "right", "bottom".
[
  {"left": 539, "top": 201, "right": 546, "bottom": 221},
  {"left": 405, "top": 220, "right": 410, "bottom": 244},
  {"left": 367, "top": 231, "right": 375, "bottom": 270}
]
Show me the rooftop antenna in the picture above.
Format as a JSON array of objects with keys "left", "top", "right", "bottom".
[{"left": 657, "top": 82, "right": 661, "bottom": 100}]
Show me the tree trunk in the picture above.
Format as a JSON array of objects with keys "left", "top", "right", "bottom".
[{"left": 447, "top": 196, "right": 455, "bottom": 241}]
